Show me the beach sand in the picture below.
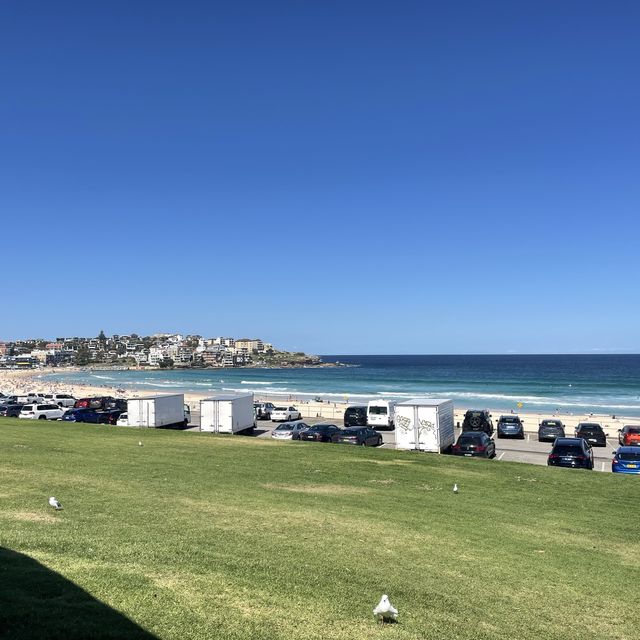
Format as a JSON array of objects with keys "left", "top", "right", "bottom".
[{"left": 0, "top": 367, "right": 636, "bottom": 437}]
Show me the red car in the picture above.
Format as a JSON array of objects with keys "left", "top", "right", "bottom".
[{"left": 618, "top": 425, "right": 640, "bottom": 446}]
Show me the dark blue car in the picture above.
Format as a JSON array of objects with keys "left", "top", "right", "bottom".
[
  {"left": 62, "top": 408, "right": 121, "bottom": 424},
  {"left": 612, "top": 447, "right": 640, "bottom": 474},
  {"left": 497, "top": 415, "right": 525, "bottom": 439}
]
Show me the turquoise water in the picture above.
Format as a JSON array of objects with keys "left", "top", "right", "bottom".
[{"left": 44, "top": 355, "right": 640, "bottom": 417}]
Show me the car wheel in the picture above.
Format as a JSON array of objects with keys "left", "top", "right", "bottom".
[
  {"left": 38, "top": 415, "right": 47, "bottom": 420},
  {"left": 378, "top": 437, "right": 383, "bottom": 446}
]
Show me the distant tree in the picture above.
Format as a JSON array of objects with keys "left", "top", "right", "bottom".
[
  {"left": 159, "top": 357, "right": 174, "bottom": 369},
  {"left": 75, "top": 346, "right": 91, "bottom": 366}
]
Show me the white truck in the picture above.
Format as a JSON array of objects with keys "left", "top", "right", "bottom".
[
  {"left": 367, "top": 399, "right": 397, "bottom": 429},
  {"left": 200, "top": 393, "right": 255, "bottom": 434},
  {"left": 126, "top": 394, "right": 187, "bottom": 428},
  {"left": 394, "top": 398, "right": 455, "bottom": 453}
]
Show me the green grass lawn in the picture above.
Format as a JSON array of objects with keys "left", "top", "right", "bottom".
[{"left": 0, "top": 419, "right": 638, "bottom": 639}]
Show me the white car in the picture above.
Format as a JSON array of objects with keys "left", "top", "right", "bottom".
[
  {"left": 270, "top": 406, "right": 302, "bottom": 422},
  {"left": 271, "top": 422, "right": 310, "bottom": 440},
  {"left": 42, "top": 393, "right": 76, "bottom": 408},
  {"left": 117, "top": 412, "right": 129, "bottom": 426},
  {"left": 19, "top": 403, "right": 66, "bottom": 420}
]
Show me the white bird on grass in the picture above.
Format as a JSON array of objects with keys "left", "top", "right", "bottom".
[
  {"left": 453, "top": 483, "right": 459, "bottom": 493},
  {"left": 138, "top": 441, "right": 143, "bottom": 447},
  {"left": 373, "top": 594, "right": 398, "bottom": 624},
  {"left": 48, "top": 496, "right": 63, "bottom": 510}
]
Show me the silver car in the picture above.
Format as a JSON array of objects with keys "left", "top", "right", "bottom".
[{"left": 271, "top": 421, "right": 310, "bottom": 440}]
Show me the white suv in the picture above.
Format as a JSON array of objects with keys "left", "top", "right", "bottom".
[
  {"left": 19, "top": 404, "right": 65, "bottom": 420},
  {"left": 42, "top": 394, "right": 76, "bottom": 408},
  {"left": 270, "top": 406, "right": 302, "bottom": 422}
]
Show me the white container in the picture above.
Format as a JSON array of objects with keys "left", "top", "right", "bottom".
[
  {"left": 394, "top": 399, "right": 455, "bottom": 452},
  {"left": 367, "top": 400, "right": 397, "bottom": 428},
  {"left": 127, "top": 394, "right": 186, "bottom": 428},
  {"left": 200, "top": 393, "right": 255, "bottom": 434}
]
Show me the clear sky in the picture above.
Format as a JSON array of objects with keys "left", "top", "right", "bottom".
[{"left": 1, "top": 1, "right": 639, "bottom": 354}]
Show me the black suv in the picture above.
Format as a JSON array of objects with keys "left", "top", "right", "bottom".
[
  {"left": 496, "top": 415, "right": 525, "bottom": 439},
  {"left": 538, "top": 419, "right": 565, "bottom": 442},
  {"left": 462, "top": 409, "right": 493, "bottom": 436},
  {"left": 548, "top": 437, "right": 594, "bottom": 469},
  {"left": 575, "top": 423, "right": 607, "bottom": 447},
  {"left": 343, "top": 405, "right": 367, "bottom": 427}
]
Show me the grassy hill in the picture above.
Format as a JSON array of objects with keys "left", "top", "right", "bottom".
[{"left": 0, "top": 419, "right": 637, "bottom": 639}]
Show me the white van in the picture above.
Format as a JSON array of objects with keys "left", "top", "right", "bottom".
[{"left": 367, "top": 400, "right": 397, "bottom": 429}]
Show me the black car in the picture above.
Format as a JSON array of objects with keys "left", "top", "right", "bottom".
[
  {"left": 496, "top": 415, "right": 525, "bottom": 439},
  {"left": 0, "top": 403, "right": 23, "bottom": 417},
  {"left": 452, "top": 431, "right": 496, "bottom": 458},
  {"left": 461, "top": 409, "right": 494, "bottom": 436},
  {"left": 61, "top": 408, "right": 122, "bottom": 425},
  {"left": 575, "top": 423, "right": 607, "bottom": 447},
  {"left": 299, "top": 423, "right": 342, "bottom": 442},
  {"left": 332, "top": 427, "right": 383, "bottom": 447},
  {"left": 343, "top": 405, "right": 368, "bottom": 427},
  {"left": 538, "top": 419, "right": 565, "bottom": 442},
  {"left": 547, "top": 437, "right": 594, "bottom": 469}
]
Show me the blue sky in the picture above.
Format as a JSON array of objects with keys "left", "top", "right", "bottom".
[{"left": 1, "top": 1, "right": 639, "bottom": 354}]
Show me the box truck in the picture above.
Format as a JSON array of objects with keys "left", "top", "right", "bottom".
[
  {"left": 200, "top": 393, "right": 255, "bottom": 434},
  {"left": 126, "top": 394, "right": 187, "bottom": 428},
  {"left": 394, "top": 399, "right": 455, "bottom": 452}
]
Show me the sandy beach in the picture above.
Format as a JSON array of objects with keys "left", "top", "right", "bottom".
[{"left": 1, "top": 367, "right": 637, "bottom": 437}]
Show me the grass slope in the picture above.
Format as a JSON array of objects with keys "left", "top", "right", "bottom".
[{"left": 0, "top": 419, "right": 637, "bottom": 639}]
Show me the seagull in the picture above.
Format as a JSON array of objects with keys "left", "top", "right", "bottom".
[
  {"left": 373, "top": 594, "right": 398, "bottom": 624},
  {"left": 453, "top": 483, "right": 459, "bottom": 493},
  {"left": 138, "top": 441, "right": 143, "bottom": 447},
  {"left": 49, "top": 496, "right": 63, "bottom": 510}
]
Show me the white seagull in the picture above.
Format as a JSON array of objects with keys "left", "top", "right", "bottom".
[
  {"left": 48, "top": 496, "right": 63, "bottom": 510},
  {"left": 453, "top": 483, "right": 459, "bottom": 493},
  {"left": 373, "top": 594, "right": 398, "bottom": 624},
  {"left": 138, "top": 441, "right": 143, "bottom": 447}
]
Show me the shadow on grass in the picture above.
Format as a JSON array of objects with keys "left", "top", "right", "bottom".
[{"left": 0, "top": 548, "right": 156, "bottom": 640}]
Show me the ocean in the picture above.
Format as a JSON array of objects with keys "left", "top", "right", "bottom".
[{"left": 44, "top": 354, "right": 640, "bottom": 417}]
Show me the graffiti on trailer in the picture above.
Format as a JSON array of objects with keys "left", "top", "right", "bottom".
[
  {"left": 396, "top": 415, "right": 412, "bottom": 433},
  {"left": 419, "top": 420, "right": 435, "bottom": 436}
]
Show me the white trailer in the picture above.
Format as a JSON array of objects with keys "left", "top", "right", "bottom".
[
  {"left": 200, "top": 393, "right": 255, "bottom": 434},
  {"left": 394, "top": 399, "right": 455, "bottom": 453},
  {"left": 127, "top": 394, "right": 187, "bottom": 428}
]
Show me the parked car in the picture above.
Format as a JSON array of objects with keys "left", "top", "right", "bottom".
[
  {"left": 13, "top": 394, "right": 45, "bottom": 405},
  {"left": 299, "top": 423, "right": 342, "bottom": 442},
  {"left": 547, "top": 437, "right": 594, "bottom": 469},
  {"left": 332, "top": 427, "right": 383, "bottom": 447},
  {"left": 612, "top": 447, "right": 640, "bottom": 474},
  {"left": 254, "top": 402, "right": 276, "bottom": 420},
  {"left": 61, "top": 408, "right": 122, "bottom": 424},
  {"left": 42, "top": 393, "right": 76, "bottom": 408},
  {"left": 538, "top": 419, "right": 565, "bottom": 442},
  {"left": 270, "top": 406, "right": 302, "bottom": 422},
  {"left": 19, "top": 403, "right": 65, "bottom": 420},
  {"left": 343, "top": 405, "right": 368, "bottom": 427},
  {"left": 452, "top": 431, "right": 496, "bottom": 458},
  {"left": 270, "top": 421, "right": 310, "bottom": 440},
  {"left": 496, "top": 415, "right": 525, "bottom": 439},
  {"left": 461, "top": 409, "right": 494, "bottom": 436},
  {"left": 117, "top": 412, "right": 129, "bottom": 426},
  {"left": 74, "top": 396, "right": 126, "bottom": 411},
  {"left": 575, "top": 422, "right": 607, "bottom": 447},
  {"left": 617, "top": 425, "right": 640, "bottom": 446},
  {"left": 0, "top": 403, "right": 23, "bottom": 417}
]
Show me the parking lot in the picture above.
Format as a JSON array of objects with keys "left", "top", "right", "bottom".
[{"left": 188, "top": 412, "right": 617, "bottom": 472}]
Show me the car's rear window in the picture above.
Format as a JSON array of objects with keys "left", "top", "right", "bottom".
[
  {"left": 578, "top": 426, "right": 603, "bottom": 434},
  {"left": 618, "top": 451, "right": 640, "bottom": 461},
  {"left": 459, "top": 433, "right": 483, "bottom": 443},
  {"left": 542, "top": 421, "right": 562, "bottom": 427},
  {"left": 369, "top": 406, "right": 388, "bottom": 415},
  {"left": 501, "top": 417, "right": 520, "bottom": 423},
  {"left": 274, "top": 407, "right": 286, "bottom": 411},
  {"left": 553, "top": 445, "right": 583, "bottom": 455},
  {"left": 625, "top": 427, "right": 640, "bottom": 434}
]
